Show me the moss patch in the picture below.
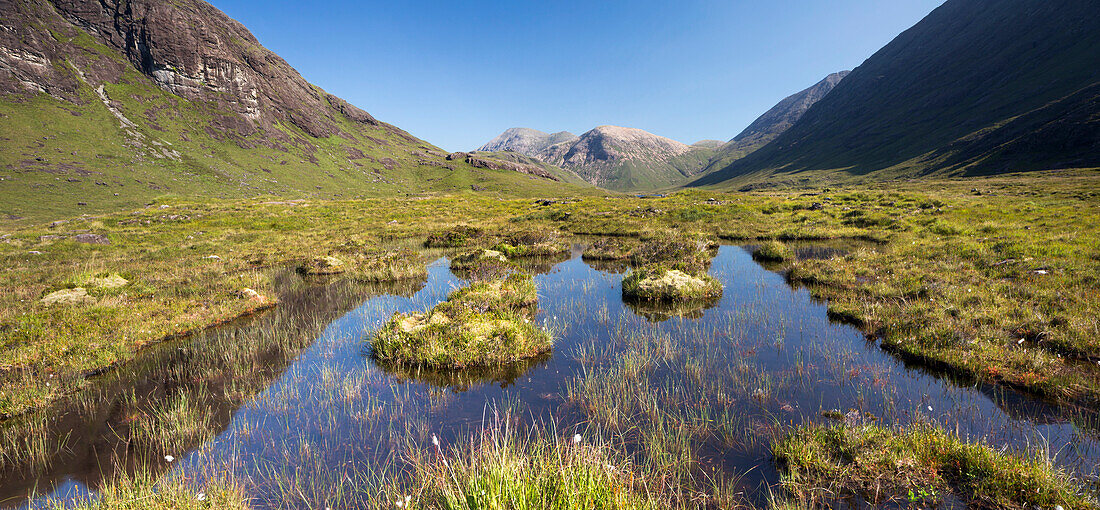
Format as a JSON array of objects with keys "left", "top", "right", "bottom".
[
  {"left": 774, "top": 423, "right": 1095, "bottom": 509},
  {"left": 622, "top": 266, "right": 722, "bottom": 302},
  {"left": 370, "top": 274, "right": 551, "bottom": 368},
  {"left": 753, "top": 240, "right": 795, "bottom": 262}
]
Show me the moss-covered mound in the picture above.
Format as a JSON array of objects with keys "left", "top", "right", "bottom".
[
  {"left": 753, "top": 240, "right": 795, "bottom": 262},
  {"left": 451, "top": 249, "right": 507, "bottom": 269},
  {"left": 621, "top": 266, "right": 722, "bottom": 302},
  {"left": 371, "top": 274, "right": 551, "bottom": 368},
  {"left": 442, "top": 273, "right": 537, "bottom": 314},
  {"left": 300, "top": 255, "right": 346, "bottom": 275},
  {"left": 630, "top": 232, "right": 718, "bottom": 273},
  {"left": 774, "top": 424, "right": 1092, "bottom": 509},
  {"left": 424, "top": 225, "right": 484, "bottom": 248},
  {"left": 492, "top": 230, "right": 571, "bottom": 258},
  {"left": 371, "top": 309, "right": 552, "bottom": 368},
  {"left": 450, "top": 249, "right": 518, "bottom": 281},
  {"left": 582, "top": 237, "right": 639, "bottom": 261},
  {"left": 348, "top": 249, "right": 428, "bottom": 282}
]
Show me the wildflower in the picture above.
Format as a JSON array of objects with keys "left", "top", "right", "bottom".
[
  {"left": 196, "top": 493, "right": 206, "bottom": 501},
  {"left": 573, "top": 433, "right": 582, "bottom": 444},
  {"left": 432, "top": 434, "right": 439, "bottom": 447},
  {"left": 164, "top": 455, "right": 175, "bottom": 462},
  {"left": 927, "top": 406, "right": 933, "bottom": 412}
]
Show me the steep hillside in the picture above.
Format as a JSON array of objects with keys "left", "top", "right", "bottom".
[
  {"left": 479, "top": 125, "right": 714, "bottom": 191},
  {"left": 693, "top": 0, "right": 1100, "bottom": 188},
  {"left": 0, "top": 0, "right": 589, "bottom": 222}
]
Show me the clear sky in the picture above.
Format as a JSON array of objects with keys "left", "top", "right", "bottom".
[{"left": 212, "top": 0, "right": 944, "bottom": 152}]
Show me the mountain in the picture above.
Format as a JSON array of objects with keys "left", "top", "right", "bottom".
[
  {"left": 478, "top": 125, "right": 715, "bottom": 191},
  {"left": 478, "top": 128, "right": 579, "bottom": 155},
  {"left": 701, "top": 71, "right": 849, "bottom": 175},
  {"left": 693, "top": 0, "right": 1100, "bottom": 188},
  {"left": 0, "top": 0, "right": 589, "bottom": 221}
]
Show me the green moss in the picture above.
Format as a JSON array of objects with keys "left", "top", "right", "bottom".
[
  {"left": 370, "top": 274, "right": 550, "bottom": 368},
  {"left": 774, "top": 423, "right": 1094, "bottom": 509},
  {"left": 622, "top": 266, "right": 722, "bottom": 302},
  {"left": 423, "top": 225, "right": 484, "bottom": 248},
  {"left": 754, "top": 240, "right": 795, "bottom": 262}
]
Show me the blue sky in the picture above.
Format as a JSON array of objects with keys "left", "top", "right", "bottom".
[{"left": 213, "top": 0, "right": 944, "bottom": 152}]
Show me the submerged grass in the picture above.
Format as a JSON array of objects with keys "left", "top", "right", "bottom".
[
  {"left": 58, "top": 471, "right": 249, "bottom": 510},
  {"left": 385, "top": 412, "right": 685, "bottom": 510},
  {"left": 774, "top": 423, "right": 1097, "bottom": 509}
]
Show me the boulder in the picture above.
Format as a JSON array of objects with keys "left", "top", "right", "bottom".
[{"left": 73, "top": 233, "right": 110, "bottom": 245}]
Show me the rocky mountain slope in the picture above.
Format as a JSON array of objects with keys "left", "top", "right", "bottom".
[
  {"left": 703, "top": 71, "right": 849, "bottom": 173},
  {"left": 0, "top": 0, "right": 589, "bottom": 221},
  {"left": 693, "top": 0, "right": 1100, "bottom": 188},
  {"left": 478, "top": 128, "right": 579, "bottom": 155},
  {"left": 479, "top": 125, "right": 714, "bottom": 191}
]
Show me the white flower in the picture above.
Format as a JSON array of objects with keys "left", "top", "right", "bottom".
[
  {"left": 573, "top": 433, "right": 582, "bottom": 444},
  {"left": 196, "top": 493, "right": 206, "bottom": 501},
  {"left": 432, "top": 434, "right": 439, "bottom": 447},
  {"left": 927, "top": 406, "right": 933, "bottom": 412},
  {"left": 395, "top": 502, "right": 403, "bottom": 508},
  {"left": 164, "top": 455, "right": 175, "bottom": 462}
]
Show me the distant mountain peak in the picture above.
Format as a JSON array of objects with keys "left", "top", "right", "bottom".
[{"left": 478, "top": 125, "right": 711, "bottom": 191}]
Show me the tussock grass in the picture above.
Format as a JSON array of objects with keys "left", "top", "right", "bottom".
[
  {"left": 491, "top": 229, "right": 571, "bottom": 258},
  {"left": 582, "top": 236, "right": 639, "bottom": 261},
  {"left": 58, "top": 471, "right": 249, "bottom": 510},
  {"left": 753, "top": 240, "right": 794, "bottom": 262},
  {"left": 424, "top": 225, "right": 483, "bottom": 248},
  {"left": 622, "top": 266, "right": 722, "bottom": 302},
  {"left": 774, "top": 423, "right": 1096, "bottom": 509},
  {"left": 370, "top": 274, "right": 551, "bottom": 367},
  {"left": 346, "top": 248, "right": 428, "bottom": 282},
  {"left": 384, "top": 413, "right": 678, "bottom": 510}
]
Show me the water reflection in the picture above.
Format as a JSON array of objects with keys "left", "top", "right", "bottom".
[{"left": 4, "top": 245, "right": 1098, "bottom": 509}]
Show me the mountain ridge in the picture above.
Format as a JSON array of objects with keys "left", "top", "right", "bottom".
[
  {"left": 0, "top": 0, "right": 591, "bottom": 221},
  {"left": 693, "top": 0, "right": 1100, "bottom": 188},
  {"left": 477, "top": 125, "right": 714, "bottom": 191}
]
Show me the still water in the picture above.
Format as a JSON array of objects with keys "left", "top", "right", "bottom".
[{"left": 4, "top": 244, "right": 1098, "bottom": 508}]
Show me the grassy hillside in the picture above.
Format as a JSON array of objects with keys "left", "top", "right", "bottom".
[
  {"left": 692, "top": 0, "right": 1100, "bottom": 188},
  {"left": 0, "top": 0, "right": 592, "bottom": 223}
]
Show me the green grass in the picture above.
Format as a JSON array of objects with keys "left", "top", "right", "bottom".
[
  {"left": 58, "top": 471, "right": 249, "bottom": 510},
  {"left": 383, "top": 414, "right": 681, "bottom": 510},
  {"left": 621, "top": 266, "right": 722, "bottom": 302},
  {"left": 753, "top": 240, "right": 794, "bottom": 262},
  {"left": 1, "top": 169, "right": 1098, "bottom": 417},
  {"left": 774, "top": 423, "right": 1095, "bottom": 509},
  {"left": 370, "top": 274, "right": 551, "bottom": 368}
]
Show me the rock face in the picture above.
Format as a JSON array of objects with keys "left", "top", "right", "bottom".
[
  {"left": 0, "top": 0, "right": 583, "bottom": 220},
  {"left": 728, "top": 71, "right": 849, "bottom": 152},
  {"left": 5, "top": 0, "right": 379, "bottom": 141},
  {"left": 694, "top": 0, "right": 1100, "bottom": 186},
  {"left": 478, "top": 125, "right": 715, "bottom": 191}
]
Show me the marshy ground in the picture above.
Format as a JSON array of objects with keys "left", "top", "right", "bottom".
[{"left": 1, "top": 169, "right": 1098, "bottom": 508}]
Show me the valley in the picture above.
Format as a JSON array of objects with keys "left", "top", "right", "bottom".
[{"left": 1, "top": 0, "right": 1098, "bottom": 508}]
